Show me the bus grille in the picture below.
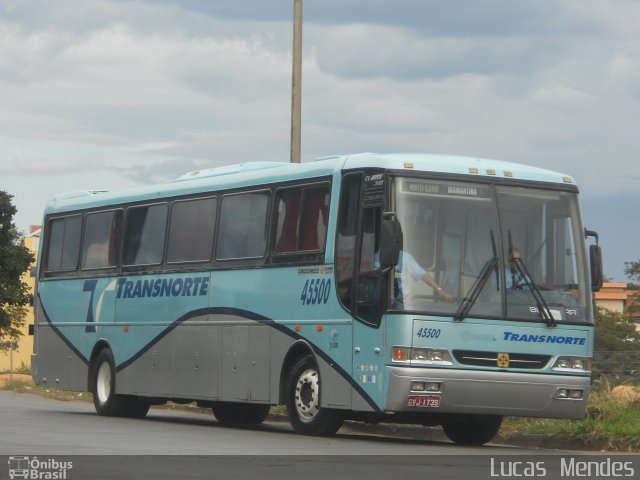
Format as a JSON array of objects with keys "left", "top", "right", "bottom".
[{"left": 452, "top": 350, "right": 552, "bottom": 369}]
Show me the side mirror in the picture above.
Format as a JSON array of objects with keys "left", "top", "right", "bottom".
[
  {"left": 380, "top": 212, "right": 403, "bottom": 269},
  {"left": 589, "top": 244, "right": 603, "bottom": 292},
  {"left": 585, "top": 228, "right": 603, "bottom": 292}
]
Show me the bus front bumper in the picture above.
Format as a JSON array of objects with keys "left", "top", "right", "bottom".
[{"left": 386, "top": 366, "right": 591, "bottom": 419}]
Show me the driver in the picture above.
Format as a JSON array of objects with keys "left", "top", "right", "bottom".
[
  {"left": 507, "top": 249, "right": 530, "bottom": 290},
  {"left": 395, "top": 250, "right": 453, "bottom": 302}
]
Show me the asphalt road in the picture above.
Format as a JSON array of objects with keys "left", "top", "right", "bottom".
[{"left": 0, "top": 391, "right": 607, "bottom": 480}]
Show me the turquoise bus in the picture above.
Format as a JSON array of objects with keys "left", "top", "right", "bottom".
[{"left": 32, "top": 153, "right": 602, "bottom": 445}]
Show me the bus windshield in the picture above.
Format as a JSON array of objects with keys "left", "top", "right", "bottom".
[{"left": 392, "top": 177, "right": 591, "bottom": 324}]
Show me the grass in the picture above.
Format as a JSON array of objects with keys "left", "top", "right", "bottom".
[
  {"left": 502, "top": 388, "right": 640, "bottom": 452},
  {"left": 2, "top": 373, "right": 637, "bottom": 452},
  {"left": 0, "top": 362, "right": 32, "bottom": 375}
]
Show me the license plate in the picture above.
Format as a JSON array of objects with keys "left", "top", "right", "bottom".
[{"left": 406, "top": 394, "right": 441, "bottom": 408}]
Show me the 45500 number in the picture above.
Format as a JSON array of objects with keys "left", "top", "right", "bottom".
[
  {"left": 300, "top": 278, "right": 331, "bottom": 305},
  {"left": 416, "top": 327, "right": 441, "bottom": 339}
]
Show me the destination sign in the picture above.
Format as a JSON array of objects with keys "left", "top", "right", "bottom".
[{"left": 401, "top": 181, "right": 490, "bottom": 199}]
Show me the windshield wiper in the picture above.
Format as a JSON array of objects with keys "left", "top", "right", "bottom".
[
  {"left": 509, "top": 256, "right": 556, "bottom": 327},
  {"left": 454, "top": 256, "right": 498, "bottom": 322},
  {"left": 490, "top": 230, "right": 499, "bottom": 290},
  {"left": 508, "top": 232, "right": 556, "bottom": 327}
]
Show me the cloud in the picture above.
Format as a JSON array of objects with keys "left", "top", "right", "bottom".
[
  {"left": 3, "top": 157, "right": 107, "bottom": 176},
  {"left": 147, "top": 0, "right": 612, "bottom": 38},
  {"left": 531, "top": 85, "right": 596, "bottom": 110},
  {"left": 0, "top": 0, "right": 639, "bottom": 202},
  {"left": 609, "top": 45, "right": 640, "bottom": 98},
  {"left": 111, "top": 156, "right": 206, "bottom": 184},
  {"left": 307, "top": 24, "right": 561, "bottom": 81}
]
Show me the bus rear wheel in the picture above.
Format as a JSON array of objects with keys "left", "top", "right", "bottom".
[
  {"left": 211, "top": 402, "right": 270, "bottom": 425},
  {"left": 285, "top": 354, "right": 344, "bottom": 436},
  {"left": 442, "top": 414, "right": 503, "bottom": 446},
  {"left": 91, "top": 348, "right": 150, "bottom": 418}
]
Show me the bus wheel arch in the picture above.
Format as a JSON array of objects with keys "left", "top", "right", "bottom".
[
  {"left": 88, "top": 344, "right": 150, "bottom": 418},
  {"left": 284, "top": 352, "right": 345, "bottom": 436},
  {"left": 87, "top": 340, "right": 111, "bottom": 392},
  {"left": 89, "top": 347, "right": 121, "bottom": 416},
  {"left": 279, "top": 341, "right": 315, "bottom": 403}
]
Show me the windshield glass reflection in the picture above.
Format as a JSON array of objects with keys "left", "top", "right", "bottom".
[
  {"left": 392, "top": 177, "right": 591, "bottom": 323},
  {"left": 497, "top": 186, "right": 590, "bottom": 323}
]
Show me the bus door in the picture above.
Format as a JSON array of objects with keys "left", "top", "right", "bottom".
[{"left": 336, "top": 172, "right": 388, "bottom": 411}]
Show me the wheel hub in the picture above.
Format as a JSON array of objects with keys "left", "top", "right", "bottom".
[
  {"left": 295, "top": 368, "right": 319, "bottom": 422},
  {"left": 96, "top": 361, "right": 112, "bottom": 404}
]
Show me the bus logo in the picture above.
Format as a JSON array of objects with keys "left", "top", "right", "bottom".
[
  {"left": 8, "top": 456, "right": 29, "bottom": 479},
  {"left": 497, "top": 353, "right": 510, "bottom": 368},
  {"left": 7, "top": 456, "right": 73, "bottom": 479}
]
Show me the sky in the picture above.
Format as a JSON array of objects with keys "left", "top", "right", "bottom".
[{"left": 0, "top": 0, "right": 639, "bottom": 281}]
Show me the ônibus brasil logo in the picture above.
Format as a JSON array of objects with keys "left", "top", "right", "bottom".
[{"left": 7, "top": 456, "right": 73, "bottom": 480}]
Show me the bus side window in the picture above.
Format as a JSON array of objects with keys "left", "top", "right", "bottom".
[
  {"left": 336, "top": 174, "right": 361, "bottom": 312},
  {"left": 81, "top": 210, "right": 122, "bottom": 270},
  {"left": 123, "top": 204, "right": 168, "bottom": 266},
  {"left": 217, "top": 192, "right": 270, "bottom": 260},
  {"left": 274, "top": 184, "right": 329, "bottom": 254},
  {"left": 274, "top": 189, "right": 302, "bottom": 253},
  {"left": 300, "top": 186, "right": 329, "bottom": 251},
  {"left": 167, "top": 197, "right": 217, "bottom": 264},
  {"left": 45, "top": 215, "right": 82, "bottom": 273}
]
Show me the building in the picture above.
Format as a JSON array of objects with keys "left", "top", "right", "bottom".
[
  {"left": 0, "top": 226, "right": 40, "bottom": 373},
  {"left": 594, "top": 282, "right": 629, "bottom": 314}
]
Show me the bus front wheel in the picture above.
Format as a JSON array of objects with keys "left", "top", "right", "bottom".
[
  {"left": 90, "top": 348, "right": 150, "bottom": 418},
  {"left": 285, "top": 354, "right": 344, "bottom": 436},
  {"left": 442, "top": 414, "right": 503, "bottom": 446}
]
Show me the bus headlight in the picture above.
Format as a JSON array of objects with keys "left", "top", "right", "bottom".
[
  {"left": 552, "top": 356, "right": 591, "bottom": 373},
  {"left": 412, "top": 348, "right": 451, "bottom": 363},
  {"left": 391, "top": 347, "right": 452, "bottom": 366},
  {"left": 556, "top": 388, "right": 584, "bottom": 400}
]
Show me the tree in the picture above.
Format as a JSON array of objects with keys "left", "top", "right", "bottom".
[
  {"left": 595, "top": 307, "right": 640, "bottom": 352},
  {"left": 624, "top": 259, "right": 640, "bottom": 290},
  {"left": 0, "top": 192, "right": 34, "bottom": 352},
  {"left": 593, "top": 307, "right": 640, "bottom": 387},
  {"left": 624, "top": 260, "right": 640, "bottom": 322}
]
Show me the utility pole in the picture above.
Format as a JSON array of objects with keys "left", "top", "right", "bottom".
[
  {"left": 9, "top": 341, "right": 13, "bottom": 381},
  {"left": 290, "top": 0, "right": 303, "bottom": 163}
]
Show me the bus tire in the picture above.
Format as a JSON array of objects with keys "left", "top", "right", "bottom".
[
  {"left": 212, "top": 402, "right": 270, "bottom": 425},
  {"left": 442, "top": 414, "right": 503, "bottom": 446},
  {"left": 285, "top": 354, "right": 345, "bottom": 436},
  {"left": 241, "top": 404, "right": 271, "bottom": 424},
  {"left": 91, "top": 348, "right": 150, "bottom": 418},
  {"left": 120, "top": 395, "right": 151, "bottom": 419}
]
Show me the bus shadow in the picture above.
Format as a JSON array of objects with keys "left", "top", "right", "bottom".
[
  {"left": 57, "top": 406, "right": 512, "bottom": 450},
  {"left": 141, "top": 409, "right": 510, "bottom": 449}
]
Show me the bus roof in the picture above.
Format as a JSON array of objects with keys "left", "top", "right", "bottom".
[{"left": 44, "top": 153, "right": 575, "bottom": 215}]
